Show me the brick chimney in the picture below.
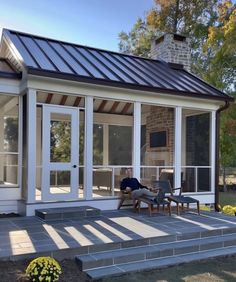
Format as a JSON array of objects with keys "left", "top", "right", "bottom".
[{"left": 150, "top": 33, "right": 191, "bottom": 72}]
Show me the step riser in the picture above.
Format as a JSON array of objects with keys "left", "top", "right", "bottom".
[
  {"left": 77, "top": 235, "right": 236, "bottom": 271},
  {"left": 85, "top": 246, "right": 236, "bottom": 280},
  {"left": 88, "top": 228, "right": 236, "bottom": 254},
  {"left": 35, "top": 206, "right": 101, "bottom": 220}
]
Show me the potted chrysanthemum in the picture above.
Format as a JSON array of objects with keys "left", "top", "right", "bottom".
[{"left": 26, "top": 256, "right": 62, "bottom": 282}]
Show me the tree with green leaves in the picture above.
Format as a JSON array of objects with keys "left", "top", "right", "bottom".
[
  {"left": 119, "top": 0, "right": 236, "bottom": 91},
  {"left": 119, "top": 18, "right": 158, "bottom": 57},
  {"left": 4, "top": 117, "right": 18, "bottom": 152},
  {"left": 119, "top": 0, "right": 219, "bottom": 74},
  {"left": 50, "top": 120, "right": 71, "bottom": 163},
  {"left": 220, "top": 93, "right": 236, "bottom": 189},
  {"left": 203, "top": 1, "right": 236, "bottom": 92}
]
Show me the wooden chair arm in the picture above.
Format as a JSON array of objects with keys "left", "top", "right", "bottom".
[
  {"left": 172, "top": 187, "right": 182, "bottom": 195},
  {"left": 119, "top": 190, "right": 132, "bottom": 198},
  {"left": 149, "top": 187, "right": 160, "bottom": 193},
  {"left": 120, "top": 190, "right": 130, "bottom": 194}
]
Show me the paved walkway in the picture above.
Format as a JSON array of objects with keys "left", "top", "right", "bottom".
[{"left": 1, "top": 209, "right": 236, "bottom": 261}]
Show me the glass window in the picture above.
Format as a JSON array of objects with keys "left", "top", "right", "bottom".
[{"left": 0, "top": 95, "right": 19, "bottom": 187}]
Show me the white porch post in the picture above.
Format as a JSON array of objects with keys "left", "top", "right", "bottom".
[
  {"left": 0, "top": 116, "right": 4, "bottom": 181},
  {"left": 26, "top": 89, "right": 37, "bottom": 203},
  {"left": 175, "top": 106, "right": 182, "bottom": 188},
  {"left": 211, "top": 111, "right": 216, "bottom": 192},
  {"left": 133, "top": 102, "right": 141, "bottom": 179},
  {"left": 84, "top": 96, "right": 93, "bottom": 200}
]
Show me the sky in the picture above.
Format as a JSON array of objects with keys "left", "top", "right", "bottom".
[{"left": 0, "top": 0, "right": 154, "bottom": 51}]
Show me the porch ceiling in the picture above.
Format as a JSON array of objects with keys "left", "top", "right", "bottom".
[{"left": 37, "top": 92, "right": 133, "bottom": 115}]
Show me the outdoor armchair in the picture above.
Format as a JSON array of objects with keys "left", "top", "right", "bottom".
[
  {"left": 160, "top": 180, "right": 200, "bottom": 215},
  {"left": 137, "top": 180, "right": 171, "bottom": 216},
  {"left": 137, "top": 180, "right": 200, "bottom": 216}
]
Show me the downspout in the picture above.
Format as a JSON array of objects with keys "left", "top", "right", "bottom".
[{"left": 215, "top": 100, "right": 230, "bottom": 211}]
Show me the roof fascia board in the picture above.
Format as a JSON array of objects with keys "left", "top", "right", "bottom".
[
  {"left": 26, "top": 74, "right": 222, "bottom": 111},
  {"left": 27, "top": 67, "right": 234, "bottom": 102}
]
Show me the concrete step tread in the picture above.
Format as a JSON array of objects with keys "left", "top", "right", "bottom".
[
  {"left": 35, "top": 206, "right": 101, "bottom": 220},
  {"left": 77, "top": 232, "right": 236, "bottom": 262},
  {"left": 85, "top": 246, "right": 236, "bottom": 280}
]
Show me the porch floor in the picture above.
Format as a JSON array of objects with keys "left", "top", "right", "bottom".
[{"left": 0, "top": 209, "right": 236, "bottom": 261}]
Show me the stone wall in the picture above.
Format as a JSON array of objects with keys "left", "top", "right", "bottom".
[
  {"left": 150, "top": 34, "right": 191, "bottom": 72},
  {"left": 145, "top": 106, "right": 174, "bottom": 165}
]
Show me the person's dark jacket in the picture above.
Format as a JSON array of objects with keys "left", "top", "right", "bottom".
[{"left": 120, "top": 177, "right": 147, "bottom": 191}]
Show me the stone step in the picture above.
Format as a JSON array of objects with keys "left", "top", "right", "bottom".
[
  {"left": 76, "top": 232, "right": 236, "bottom": 271},
  {"left": 85, "top": 246, "right": 236, "bottom": 280},
  {"left": 85, "top": 227, "right": 236, "bottom": 256},
  {"left": 35, "top": 206, "right": 101, "bottom": 220}
]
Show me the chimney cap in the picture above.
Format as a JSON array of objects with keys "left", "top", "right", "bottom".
[
  {"left": 155, "top": 33, "right": 187, "bottom": 45},
  {"left": 168, "top": 62, "right": 184, "bottom": 70}
]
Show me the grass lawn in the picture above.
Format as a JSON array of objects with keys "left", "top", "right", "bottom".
[
  {"left": 104, "top": 255, "right": 236, "bottom": 282},
  {"left": 219, "top": 191, "right": 236, "bottom": 207}
]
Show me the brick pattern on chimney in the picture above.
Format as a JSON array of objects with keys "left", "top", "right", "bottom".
[
  {"left": 150, "top": 34, "right": 191, "bottom": 72},
  {"left": 145, "top": 106, "right": 174, "bottom": 166}
]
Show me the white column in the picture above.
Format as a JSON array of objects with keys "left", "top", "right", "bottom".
[
  {"left": 84, "top": 96, "right": 93, "bottom": 200},
  {"left": 0, "top": 116, "right": 4, "bottom": 181},
  {"left": 211, "top": 111, "right": 216, "bottom": 192},
  {"left": 26, "top": 89, "right": 37, "bottom": 203},
  {"left": 18, "top": 95, "right": 23, "bottom": 192},
  {"left": 174, "top": 106, "right": 182, "bottom": 188},
  {"left": 133, "top": 102, "right": 141, "bottom": 179}
]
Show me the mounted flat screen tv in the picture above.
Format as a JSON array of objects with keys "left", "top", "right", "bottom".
[{"left": 150, "top": 131, "right": 167, "bottom": 148}]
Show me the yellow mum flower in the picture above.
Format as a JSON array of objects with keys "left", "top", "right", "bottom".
[
  {"left": 222, "top": 205, "right": 236, "bottom": 216},
  {"left": 26, "top": 256, "right": 62, "bottom": 281}
]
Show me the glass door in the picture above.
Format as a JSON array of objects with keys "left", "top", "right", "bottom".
[{"left": 42, "top": 105, "right": 79, "bottom": 201}]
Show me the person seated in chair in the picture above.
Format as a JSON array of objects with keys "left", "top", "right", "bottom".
[{"left": 120, "top": 168, "right": 157, "bottom": 201}]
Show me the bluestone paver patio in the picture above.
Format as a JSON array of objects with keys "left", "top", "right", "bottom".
[{"left": 1, "top": 209, "right": 236, "bottom": 261}]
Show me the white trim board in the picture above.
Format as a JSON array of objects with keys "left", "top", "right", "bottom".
[{"left": 27, "top": 75, "right": 223, "bottom": 111}]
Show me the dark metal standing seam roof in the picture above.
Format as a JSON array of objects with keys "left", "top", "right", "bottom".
[{"left": 3, "top": 29, "right": 233, "bottom": 101}]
